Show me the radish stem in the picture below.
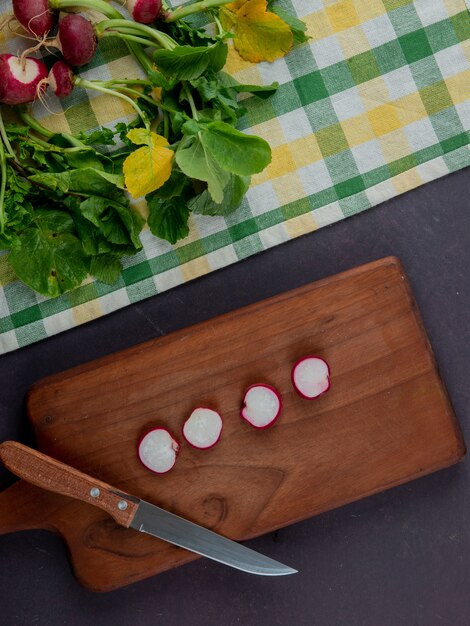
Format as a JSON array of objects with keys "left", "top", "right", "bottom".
[
  {"left": 183, "top": 84, "right": 199, "bottom": 119},
  {"left": 106, "top": 78, "right": 152, "bottom": 86},
  {"left": 99, "top": 31, "right": 159, "bottom": 49},
  {"left": 21, "top": 133, "right": 85, "bottom": 153},
  {"left": 75, "top": 78, "right": 150, "bottom": 129},
  {"left": 0, "top": 112, "right": 15, "bottom": 158},
  {"left": 96, "top": 19, "right": 176, "bottom": 49},
  {"left": 213, "top": 13, "right": 224, "bottom": 36},
  {"left": 166, "top": 0, "right": 233, "bottom": 22},
  {"left": 49, "top": 0, "right": 154, "bottom": 72},
  {"left": 0, "top": 141, "right": 6, "bottom": 233},
  {"left": 163, "top": 111, "right": 169, "bottom": 139},
  {"left": 50, "top": 0, "right": 118, "bottom": 18},
  {"left": 6, "top": 124, "right": 87, "bottom": 154},
  {"left": 17, "top": 109, "right": 53, "bottom": 138},
  {"left": 100, "top": 83, "right": 179, "bottom": 115},
  {"left": 112, "top": 85, "right": 158, "bottom": 107},
  {"left": 127, "top": 41, "right": 153, "bottom": 73},
  {"left": 17, "top": 109, "right": 87, "bottom": 148}
]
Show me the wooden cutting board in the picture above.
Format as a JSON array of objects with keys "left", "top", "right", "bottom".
[{"left": 0, "top": 257, "right": 465, "bottom": 592}]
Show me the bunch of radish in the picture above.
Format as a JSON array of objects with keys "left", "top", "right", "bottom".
[
  {"left": 0, "top": 12, "right": 96, "bottom": 106},
  {"left": 11, "top": 0, "right": 162, "bottom": 36},
  {"left": 137, "top": 355, "right": 331, "bottom": 475},
  {"left": 12, "top": 3, "right": 97, "bottom": 65},
  {"left": 0, "top": 0, "right": 165, "bottom": 107}
]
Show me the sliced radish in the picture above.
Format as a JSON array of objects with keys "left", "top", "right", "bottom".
[
  {"left": 241, "top": 384, "right": 282, "bottom": 429},
  {"left": 291, "top": 356, "right": 330, "bottom": 399},
  {"left": 0, "top": 54, "right": 48, "bottom": 105},
  {"left": 182, "top": 407, "right": 223, "bottom": 449},
  {"left": 137, "top": 427, "right": 179, "bottom": 474}
]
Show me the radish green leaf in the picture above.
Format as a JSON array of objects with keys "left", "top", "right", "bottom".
[
  {"left": 9, "top": 210, "right": 88, "bottom": 298},
  {"left": 175, "top": 135, "right": 230, "bottom": 203}
]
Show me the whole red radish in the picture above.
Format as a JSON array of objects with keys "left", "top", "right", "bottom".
[
  {"left": 48, "top": 61, "right": 74, "bottom": 98},
  {"left": 12, "top": 0, "right": 57, "bottom": 37},
  {"left": 57, "top": 14, "right": 97, "bottom": 67},
  {"left": 182, "top": 407, "right": 223, "bottom": 449},
  {"left": 137, "top": 427, "right": 180, "bottom": 474},
  {"left": 0, "top": 54, "right": 48, "bottom": 105},
  {"left": 291, "top": 356, "right": 330, "bottom": 399},
  {"left": 127, "top": 0, "right": 162, "bottom": 24},
  {"left": 241, "top": 384, "right": 282, "bottom": 429}
]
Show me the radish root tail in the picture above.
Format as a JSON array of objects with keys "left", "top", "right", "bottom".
[
  {"left": 19, "top": 33, "right": 48, "bottom": 70},
  {"left": 35, "top": 77, "right": 52, "bottom": 111},
  {"left": 27, "top": 9, "right": 51, "bottom": 38},
  {"left": 36, "top": 79, "right": 73, "bottom": 115}
]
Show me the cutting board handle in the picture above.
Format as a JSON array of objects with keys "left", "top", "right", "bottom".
[
  {"left": 0, "top": 480, "right": 56, "bottom": 535},
  {"left": 0, "top": 442, "right": 139, "bottom": 528}
]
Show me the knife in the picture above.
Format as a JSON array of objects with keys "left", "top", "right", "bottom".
[{"left": 0, "top": 441, "right": 296, "bottom": 576}]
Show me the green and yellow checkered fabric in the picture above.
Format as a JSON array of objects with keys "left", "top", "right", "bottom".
[{"left": 0, "top": 0, "right": 469, "bottom": 353}]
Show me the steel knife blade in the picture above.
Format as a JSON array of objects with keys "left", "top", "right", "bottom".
[{"left": 0, "top": 441, "right": 297, "bottom": 576}]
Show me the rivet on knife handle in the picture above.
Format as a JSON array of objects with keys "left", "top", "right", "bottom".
[{"left": 0, "top": 441, "right": 138, "bottom": 527}]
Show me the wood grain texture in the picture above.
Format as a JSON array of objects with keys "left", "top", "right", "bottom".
[
  {"left": 0, "top": 257, "right": 465, "bottom": 591},
  {"left": 0, "top": 442, "right": 139, "bottom": 527}
]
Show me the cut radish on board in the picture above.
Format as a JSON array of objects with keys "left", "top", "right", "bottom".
[
  {"left": 241, "top": 384, "right": 282, "bottom": 429},
  {"left": 291, "top": 356, "right": 330, "bottom": 399},
  {"left": 137, "top": 428, "right": 180, "bottom": 474},
  {"left": 182, "top": 407, "right": 223, "bottom": 449}
]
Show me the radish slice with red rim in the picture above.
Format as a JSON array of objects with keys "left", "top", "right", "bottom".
[
  {"left": 291, "top": 356, "right": 330, "bottom": 399},
  {"left": 182, "top": 407, "right": 223, "bottom": 449},
  {"left": 241, "top": 384, "right": 282, "bottom": 429},
  {"left": 137, "top": 427, "right": 179, "bottom": 474},
  {"left": 0, "top": 54, "right": 48, "bottom": 105}
]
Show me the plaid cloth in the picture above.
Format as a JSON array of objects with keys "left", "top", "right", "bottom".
[{"left": 0, "top": 0, "right": 469, "bottom": 353}]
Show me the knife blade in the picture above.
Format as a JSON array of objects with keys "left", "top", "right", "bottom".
[{"left": 0, "top": 441, "right": 296, "bottom": 576}]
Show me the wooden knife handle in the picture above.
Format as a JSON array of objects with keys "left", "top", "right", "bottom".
[{"left": 0, "top": 441, "right": 139, "bottom": 528}]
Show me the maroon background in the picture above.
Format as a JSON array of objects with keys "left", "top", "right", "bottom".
[{"left": 0, "top": 169, "right": 469, "bottom": 625}]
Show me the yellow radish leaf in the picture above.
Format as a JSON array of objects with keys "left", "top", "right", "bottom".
[
  {"left": 220, "top": 0, "right": 293, "bottom": 63},
  {"left": 123, "top": 130, "right": 174, "bottom": 198},
  {"left": 151, "top": 87, "right": 163, "bottom": 101},
  {"left": 126, "top": 128, "right": 170, "bottom": 147}
]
